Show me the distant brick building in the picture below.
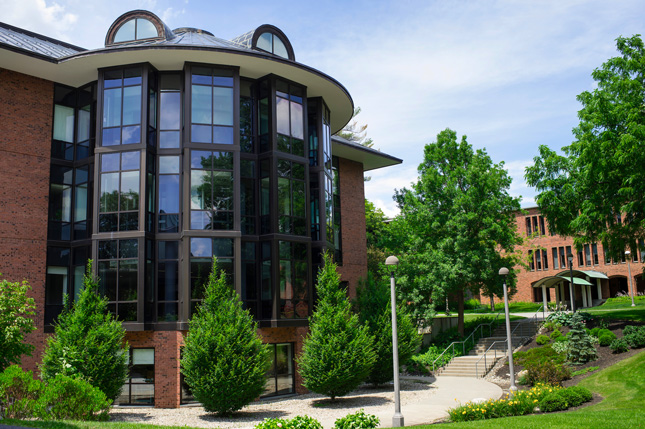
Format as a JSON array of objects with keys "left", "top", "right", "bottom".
[
  {"left": 0, "top": 10, "right": 400, "bottom": 407},
  {"left": 510, "top": 207, "right": 645, "bottom": 308}
]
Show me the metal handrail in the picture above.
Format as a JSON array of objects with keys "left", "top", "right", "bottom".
[
  {"left": 474, "top": 340, "right": 508, "bottom": 378},
  {"left": 510, "top": 304, "right": 544, "bottom": 339},
  {"left": 431, "top": 311, "right": 503, "bottom": 373}
]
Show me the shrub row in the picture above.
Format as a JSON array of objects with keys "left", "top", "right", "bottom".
[
  {"left": 448, "top": 384, "right": 592, "bottom": 422},
  {"left": 0, "top": 365, "right": 110, "bottom": 421},
  {"left": 255, "top": 410, "right": 379, "bottom": 429}
]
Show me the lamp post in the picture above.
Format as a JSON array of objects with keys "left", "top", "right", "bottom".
[
  {"left": 567, "top": 254, "right": 575, "bottom": 312},
  {"left": 499, "top": 267, "right": 517, "bottom": 393},
  {"left": 385, "top": 255, "right": 404, "bottom": 427},
  {"left": 625, "top": 250, "right": 636, "bottom": 307}
]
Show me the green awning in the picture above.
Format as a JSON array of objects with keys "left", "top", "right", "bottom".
[{"left": 532, "top": 275, "right": 593, "bottom": 288}]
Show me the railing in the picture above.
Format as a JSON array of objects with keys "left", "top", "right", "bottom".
[
  {"left": 510, "top": 304, "right": 544, "bottom": 341},
  {"left": 474, "top": 340, "right": 507, "bottom": 378},
  {"left": 431, "top": 312, "right": 503, "bottom": 373}
]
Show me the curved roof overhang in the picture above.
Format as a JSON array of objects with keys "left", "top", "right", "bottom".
[
  {"left": 532, "top": 275, "right": 594, "bottom": 288},
  {"left": 0, "top": 44, "right": 354, "bottom": 133},
  {"left": 331, "top": 136, "right": 402, "bottom": 172},
  {"left": 554, "top": 270, "right": 609, "bottom": 280}
]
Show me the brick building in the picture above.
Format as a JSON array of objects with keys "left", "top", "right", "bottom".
[
  {"left": 511, "top": 206, "right": 645, "bottom": 309},
  {"left": 0, "top": 10, "right": 400, "bottom": 407}
]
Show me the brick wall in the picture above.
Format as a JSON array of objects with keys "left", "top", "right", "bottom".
[
  {"left": 506, "top": 207, "right": 643, "bottom": 305},
  {"left": 336, "top": 158, "right": 367, "bottom": 300},
  {"left": 258, "top": 326, "right": 309, "bottom": 394},
  {"left": 0, "top": 68, "right": 53, "bottom": 373}
]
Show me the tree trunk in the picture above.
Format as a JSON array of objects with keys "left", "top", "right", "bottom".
[
  {"left": 457, "top": 291, "right": 465, "bottom": 336},
  {"left": 489, "top": 294, "right": 495, "bottom": 312}
]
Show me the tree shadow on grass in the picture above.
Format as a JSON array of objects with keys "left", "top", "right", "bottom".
[
  {"left": 197, "top": 409, "right": 289, "bottom": 423},
  {"left": 109, "top": 410, "right": 155, "bottom": 422}
]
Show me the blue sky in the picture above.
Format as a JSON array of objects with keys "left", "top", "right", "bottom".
[{"left": 3, "top": 0, "right": 645, "bottom": 217}]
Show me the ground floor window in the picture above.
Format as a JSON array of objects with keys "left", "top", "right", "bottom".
[
  {"left": 116, "top": 348, "right": 155, "bottom": 405},
  {"left": 263, "top": 343, "right": 294, "bottom": 397}
]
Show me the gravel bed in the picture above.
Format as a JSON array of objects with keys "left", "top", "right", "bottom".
[{"left": 110, "top": 378, "right": 437, "bottom": 429}]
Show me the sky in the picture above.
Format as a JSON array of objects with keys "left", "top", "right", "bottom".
[{"left": 3, "top": 0, "right": 645, "bottom": 217}]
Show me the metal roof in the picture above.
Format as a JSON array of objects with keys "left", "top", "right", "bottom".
[
  {"left": 0, "top": 22, "right": 84, "bottom": 60},
  {"left": 331, "top": 135, "right": 402, "bottom": 172},
  {"left": 104, "top": 28, "right": 251, "bottom": 52},
  {"left": 554, "top": 270, "right": 609, "bottom": 279}
]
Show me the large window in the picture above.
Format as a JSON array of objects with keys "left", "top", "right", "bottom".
[
  {"left": 190, "top": 150, "right": 233, "bottom": 230},
  {"left": 277, "top": 160, "right": 306, "bottom": 236},
  {"left": 189, "top": 237, "right": 234, "bottom": 315},
  {"left": 114, "top": 18, "right": 159, "bottom": 43},
  {"left": 279, "top": 241, "right": 308, "bottom": 319},
  {"left": 98, "top": 239, "right": 139, "bottom": 322},
  {"left": 158, "top": 241, "right": 179, "bottom": 322},
  {"left": 99, "top": 151, "right": 140, "bottom": 232},
  {"left": 116, "top": 348, "right": 154, "bottom": 405},
  {"left": 158, "top": 155, "right": 180, "bottom": 233},
  {"left": 48, "top": 165, "right": 89, "bottom": 240},
  {"left": 275, "top": 81, "right": 304, "bottom": 157},
  {"left": 190, "top": 67, "right": 234, "bottom": 144},
  {"left": 256, "top": 32, "right": 290, "bottom": 59},
  {"left": 102, "top": 67, "right": 142, "bottom": 146}
]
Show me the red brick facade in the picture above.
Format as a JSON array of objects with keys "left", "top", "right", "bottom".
[
  {"left": 0, "top": 68, "right": 53, "bottom": 373},
  {"left": 509, "top": 207, "right": 645, "bottom": 306},
  {"left": 336, "top": 158, "right": 368, "bottom": 300}
]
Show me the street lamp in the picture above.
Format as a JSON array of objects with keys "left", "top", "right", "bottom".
[
  {"left": 625, "top": 250, "right": 636, "bottom": 307},
  {"left": 385, "top": 255, "right": 404, "bottom": 427},
  {"left": 567, "top": 254, "right": 576, "bottom": 313},
  {"left": 499, "top": 267, "right": 517, "bottom": 393}
]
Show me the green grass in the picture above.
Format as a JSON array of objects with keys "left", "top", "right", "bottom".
[
  {"left": 0, "top": 421, "right": 201, "bottom": 429},
  {"left": 464, "top": 302, "right": 543, "bottom": 314},
  {"left": 585, "top": 297, "right": 645, "bottom": 321},
  {"left": 410, "top": 350, "right": 645, "bottom": 428}
]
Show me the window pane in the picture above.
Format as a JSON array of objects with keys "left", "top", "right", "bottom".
[
  {"left": 278, "top": 178, "right": 290, "bottom": 216},
  {"left": 159, "top": 175, "right": 179, "bottom": 213},
  {"left": 136, "top": 19, "right": 158, "bottom": 39},
  {"left": 213, "top": 87, "right": 233, "bottom": 126},
  {"left": 118, "top": 260, "right": 138, "bottom": 301},
  {"left": 274, "top": 37, "right": 289, "bottom": 58},
  {"left": 190, "top": 237, "right": 212, "bottom": 257},
  {"left": 122, "top": 125, "right": 141, "bottom": 144},
  {"left": 114, "top": 20, "right": 135, "bottom": 43},
  {"left": 102, "top": 128, "right": 120, "bottom": 146},
  {"left": 191, "top": 125, "right": 211, "bottom": 143},
  {"left": 257, "top": 32, "right": 272, "bottom": 51},
  {"left": 133, "top": 348, "right": 154, "bottom": 365},
  {"left": 103, "top": 88, "right": 122, "bottom": 128},
  {"left": 191, "top": 170, "right": 210, "bottom": 210},
  {"left": 159, "top": 156, "right": 180, "bottom": 174},
  {"left": 213, "top": 126, "right": 234, "bottom": 144},
  {"left": 74, "top": 184, "right": 87, "bottom": 222},
  {"left": 276, "top": 96, "right": 289, "bottom": 136},
  {"left": 120, "top": 171, "right": 140, "bottom": 211},
  {"left": 160, "top": 131, "right": 180, "bottom": 148},
  {"left": 123, "top": 86, "right": 142, "bottom": 125},
  {"left": 121, "top": 151, "right": 140, "bottom": 170},
  {"left": 212, "top": 171, "right": 233, "bottom": 210},
  {"left": 100, "top": 173, "right": 119, "bottom": 212},
  {"left": 160, "top": 92, "right": 181, "bottom": 130},
  {"left": 158, "top": 261, "right": 179, "bottom": 301},
  {"left": 53, "top": 105, "right": 74, "bottom": 142},
  {"left": 191, "top": 85, "right": 212, "bottom": 124},
  {"left": 290, "top": 101, "right": 303, "bottom": 139}
]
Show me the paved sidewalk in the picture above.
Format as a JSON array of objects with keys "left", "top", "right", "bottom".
[{"left": 318, "top": 376, "right": 503, "bottom": 428}]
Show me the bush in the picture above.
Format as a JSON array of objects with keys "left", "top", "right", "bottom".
[
  {"left": 40, "top": 261, "right": 128, "bottom": 402},
  {"left": 557, "top": 388, "right": 584, "bottom": 407},
  {"left": 354, "top": 274, "right": 421, "bottom": 385},
  {"left": 598, "top": 331, "right": 617, "bottom": 347},
  {"left": 625, "top": 330, "right": 645, "bottom": 348},
  {"left": 255, "top": 416, "right": 323, "bottom": 429},
  {"left": 536, "top": 335, "right": 550, "bottom": 345},
  {"left": 182, "top": 258, "right": 270, "bottom": 415},
  {"left": 539, "top": 392, "right": 569, "bottom": 412},
  {"left": 543, "top": 321, "right": 562, "bottom": 332},
  {"left": 551, "top": 340, "right": 569, "bottom": 354},
  {"left": 298, "top": 254, "right": 376, "bottom": 400},
  {"left": 623, "top": 325, "right": 640, "bottom": 336},
  {"left": 514, "top": 345, "right": 565, "bottom": 366},
  {"left": 333, "top": 409, "right": 379, "bottom": 429},
  {"left": 35, "top": 374, "right": 110, "bottom": 421},
  {"left": 525, "top": 360, "right": 571, "bottom": 386},
  {"left": 0, "top": 277, "right": 36, "bottom": 371},
  {"left": 549, "top": 330, "right": 562, "bottom": 340},
  {"left": 567, "top": 386, "right": 593, "bottom": 403},
  {"left": 406, "top": 344, "right": 457, "bottom": 374},
  {"left": 610, "top": 338, "right": 630, "bottom": 353},
  {"left": 590, "top": 327, "right": 601, "bottom": 337},
  {"left": 0, "top": 365, "right": 42, "bottom": 419},
  {"left": 566, "top": 313, "right": 597, "bottom": 364}
]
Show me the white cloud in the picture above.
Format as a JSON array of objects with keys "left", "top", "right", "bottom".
[{"left": 1, "top": 0, "right": 78, "bottom": 42}]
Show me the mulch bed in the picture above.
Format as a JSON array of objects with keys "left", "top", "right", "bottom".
[{"left": 492, "top": 319, "right": 645, "bottom": 391}]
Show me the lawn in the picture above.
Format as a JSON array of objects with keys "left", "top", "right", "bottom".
[
  {"left": 584, "top": 296, "right": 645, "bottom": 322},
  {"left": 463, "top": 301, "right": 543, "bottom": 314},
  {"left": 0, "top": 421, "right": 199, "bottom": 429},
  {"left": 410, "top": 349, "right": 645, "bottom": 428}
]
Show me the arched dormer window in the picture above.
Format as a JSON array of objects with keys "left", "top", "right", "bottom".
[
  {"left": 251, "top": 25, "right": 295, "bottom": 60},
  {"left": 105, "top": 10, "right": 170, "bottom": 46}
]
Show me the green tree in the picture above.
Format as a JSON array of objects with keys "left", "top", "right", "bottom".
[
  {"left": 354, "top": 273, "right": 421, "bottom": 385},
  {"left": 0, "top": 276, "right": 36, "bottom": 371},
  {"left": 335, "top": 107, "right": 374, "bottom": 148},
  {"left": 393, "top": 129, "right": 523, "bottom": 334},
  {"left": 297, "top": 253, "right": 376, "bottom": 399},
  {"left": 181, "top": 258, "right": 269, "bottom": 415},
  {"left": 40, "top": 261, "right": 128, "bottom": 402},
  {"left": 525, "top": 35, "right": 645, "bottom": 257},
  {"left": 365, "top": 200, "right": 391, "bottom": 279}
]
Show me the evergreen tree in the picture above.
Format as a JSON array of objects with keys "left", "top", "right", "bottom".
[
  {"left": 40, "top": 261, "right": 128, "bottom": 402},
  {"left": 354, "top": 273, "right": 421, "bottom": 385},
  {"left": 297, "top": 253, "right": 376, "bottom": 399},
  {"left": 181, "top": 258, "right": 269, "bottom": 415}
]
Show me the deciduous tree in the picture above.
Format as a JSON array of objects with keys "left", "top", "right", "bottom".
[
  {"left": 0, "top": 277, "right": 36, "bottom": 371},
  {"left": 525, "top": 35, "right": 645, "bottom": 257},
  {"left": 393, "top": 129, "right": 522, "bottom": 334}
]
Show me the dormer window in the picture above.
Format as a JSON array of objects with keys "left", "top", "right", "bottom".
[
  {"left": 256, "top": 32, "right": 289, "bottom": 58},
  {"left": 114, "top": 18, "right": 159, "bottom": 43}
]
